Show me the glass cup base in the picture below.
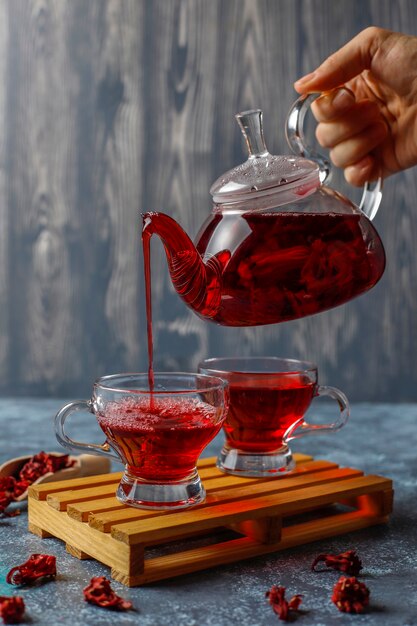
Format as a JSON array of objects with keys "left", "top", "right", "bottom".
[
  {"left": 116, "top": 467, "right": 206, "bottom": 510},
  {"left": 217, "top": 443, "right": 296, "bottom": 477}
]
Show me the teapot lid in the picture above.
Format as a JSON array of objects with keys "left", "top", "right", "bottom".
[{"left": 210, "top": 109, "right": 320, "bottom": 206}]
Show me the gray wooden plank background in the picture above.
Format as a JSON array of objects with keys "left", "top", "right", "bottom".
[{"left": 1, "top": 0, "right": 416, "bottom": 401}]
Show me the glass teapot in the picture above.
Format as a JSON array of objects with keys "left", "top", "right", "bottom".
[{"left": 142, "top": 96, "right": 385, "bottom": 327}]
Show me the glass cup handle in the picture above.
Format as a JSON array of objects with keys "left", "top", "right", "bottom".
[
  {"left": 285, "top": 92, "right": 382, "bottom": 220},
  {"left": 54, "top": 400, "right": 120, "bottom": 461},
  {"left": 284, "top": 385, "right": 350, "bottom": 442}
]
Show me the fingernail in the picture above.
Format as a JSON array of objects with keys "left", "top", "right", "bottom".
[
  {"left": 345, "top": 156, "right": 374, "bottom": 186},
  {"left": 331, "top": 88, "right": 355, "bottom": 111},
  {"left": 347, "top": 156, "right": 373, "bottom": 175},
  {"left": 356, "top": 156, "right": 373, "bottom": 170},
  {"left": 294, "top": 71, "right": 316, "bottom": 87}
]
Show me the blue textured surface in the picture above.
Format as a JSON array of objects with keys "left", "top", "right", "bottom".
[{"left": 1, "top": 399, "right": 416, "bottom": 626}]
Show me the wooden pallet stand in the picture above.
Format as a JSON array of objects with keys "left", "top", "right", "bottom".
[{"left": 28, "top": 454, "right": 393, "bottom": 586}]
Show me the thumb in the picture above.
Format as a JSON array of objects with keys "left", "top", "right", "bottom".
[{"left": 294, "top": 27, "right": 391, "bottom": 93}]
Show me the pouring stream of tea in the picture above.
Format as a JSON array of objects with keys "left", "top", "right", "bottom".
[{"left": 142, "top": 216, "right": 155, "bottom": 391}]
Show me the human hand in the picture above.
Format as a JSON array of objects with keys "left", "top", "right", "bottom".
[{"left": 294, "top": 27, "right": 417, "bottom": 186}]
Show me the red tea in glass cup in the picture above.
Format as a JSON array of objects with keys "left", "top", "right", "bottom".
[
  {"left": 55, "top": 373, "right": 228, "bottom": 509},
  {"left": 198, "top": 357, "right": 349, "bottom": 476}
]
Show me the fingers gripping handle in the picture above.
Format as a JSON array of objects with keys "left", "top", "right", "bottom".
[
  {"left": 284, "top": 385, "right": 349, "bottom": 442},
  {"left": 285, "top": 93, "right": 382, "bottom": 220},
  {"left": 54, "top": 400, "right": 120, "bottom": 461}
]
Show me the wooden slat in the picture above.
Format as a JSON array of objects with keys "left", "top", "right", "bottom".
[
  {"left": 47, "top": 471, "right": 233, "bottom": 511},
  {"left": 111, "top": 509, "right": 389, "bottom": 587},
  {"left": 47, "top": 483, "right": 122, "bottom": 511},
  {"left": 45, "top": 454, "right": 315, "bottom": 511},
  {"left": 199, "top": 457, "right": 220, "bottom": 468},
  {"left": 112, "top": 475, "right": 391, "bottom": 545},
  {"left": 48, "top": 475, "right": 227, "bottom": 512},
  {"left": 89, "top": 464, "right": 353, "bottom": 532},
  {"left": 29, "top": 457, "right": 217, "bottom": 501},
  {"left": 281, "top": 453, "right": 313, "bottom": 463},
  {"left": 202, "top": 460, "right": 338, "bottom": 491},
  {"left": 44, "top": 468, "right": 232, "bottom": 510},
  {"left": 29, "top": 472, "right": 123, "bottom": 501},
  {"left": 68, "top": 496, "right": 121, "bottom": 522},
  {"left": 67, "top": 459, "right": 325, "bottom": 521},
  {"left": 234, "top": 515, "right": 283, "bottom": 544},
  {"left": 29, "top": 456, "right": 220, "bottom": 502}
]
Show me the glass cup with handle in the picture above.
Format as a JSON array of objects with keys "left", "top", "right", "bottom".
[
  {"left": 55, "top": 372, "right": 229, "bottom": 510},
  {"left": 198, "top": 357, "right": 349, "bottom": 477}
]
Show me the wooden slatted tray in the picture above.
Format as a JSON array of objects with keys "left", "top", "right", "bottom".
[{"left": 28, "top": 454, "right": 393, "bottom": 586}]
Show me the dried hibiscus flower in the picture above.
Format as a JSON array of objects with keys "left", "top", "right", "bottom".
[
  {"left": 266, "top": 585, "right": 303, "bottom": 621},
  {"left": 0, "top": 477, "right": 15, "bottom": 494},
  {"left": 83, "top": 576, "right": 133, "bottom": 611},
  {"left": 331, "top": 576, "right": 370, "bottom": 614},
  {"left": 19, "top": 451, "right": 74, "bottom": 484},
  {"left": 312, "top": 549, "right": 362, "bottom": 576},
  {"left": 0, "top": 495, "right": 12, "bottom": 516},
  {"left": 0, "top": 479, "right": 20, "bottom": 518},
  {"left": 0, "top": 452, "right": 74, "bottom": 516},
  {"left": 6, "top": 554, "right": 56, "bottom": 586},
  {"left": 0, "top": 596, "right": 25, "bottom": 624}
]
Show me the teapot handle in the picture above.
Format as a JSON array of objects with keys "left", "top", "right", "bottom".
[{"left": 285, "top": 93, "right": 382, "bottom": 221}]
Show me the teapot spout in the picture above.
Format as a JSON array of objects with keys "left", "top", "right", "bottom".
[{"left": 142, "top": 212, "right": 229, "bottom": 320}]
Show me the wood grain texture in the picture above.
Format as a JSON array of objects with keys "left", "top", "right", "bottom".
[
  {"left": 1, "top": 0, "right": 417, "bottom": 400},
  {"left": 0, "top": 1, "right": 8, "bottom": 383}
]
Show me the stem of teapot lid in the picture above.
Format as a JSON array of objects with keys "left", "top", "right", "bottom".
[{"left": 236, "top": 109, "right": 269, "bottom": 159}]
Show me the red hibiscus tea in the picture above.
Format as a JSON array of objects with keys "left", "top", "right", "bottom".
[
  {"left": 55, "top": 372, "right": 228, "bottom": 508},
  {"left": 97, "top": 396, "right": 223, "bottom": 481},
  {"left": 199, "top": 357, "right": 349, "bottom": 476},
  {"left": 224, "top": 374, "right": 315, "bottom": 453}
]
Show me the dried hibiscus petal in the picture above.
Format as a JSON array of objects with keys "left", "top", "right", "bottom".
[
  {"left": 11, "top": 481, "right": 30, "bottom": 499},
  {"left": 83, "top": 576, "right": 133, "bottom": 611},
  {"left": 0, "top": 477, "right": 15, "bottom": 493},
  {"left": 266, "top": 585, "right": 303, "bottom": 621},
  {"left": 0, "top": 479, "right": 17, "bottom": 518},
  {"left": 331, "top": 576, "right": 370, "bottom": 614},
  {"left": 312, "top": 549, "right": 363, "bottom": 576},
  {"left": 6, "top": 554, "right": 56, "bottom": 586},
  {"left": 0, "top": 596, "right": 25, "bottom": 624},
  {"left": 19, "top": 451, "right": 75, "bottom": 483},
  {"left": 0, "top": 452, "right": 75, "bottom": 516},
  {"left": 0, "top": 494, "right": 13, "bottom": 515}
]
